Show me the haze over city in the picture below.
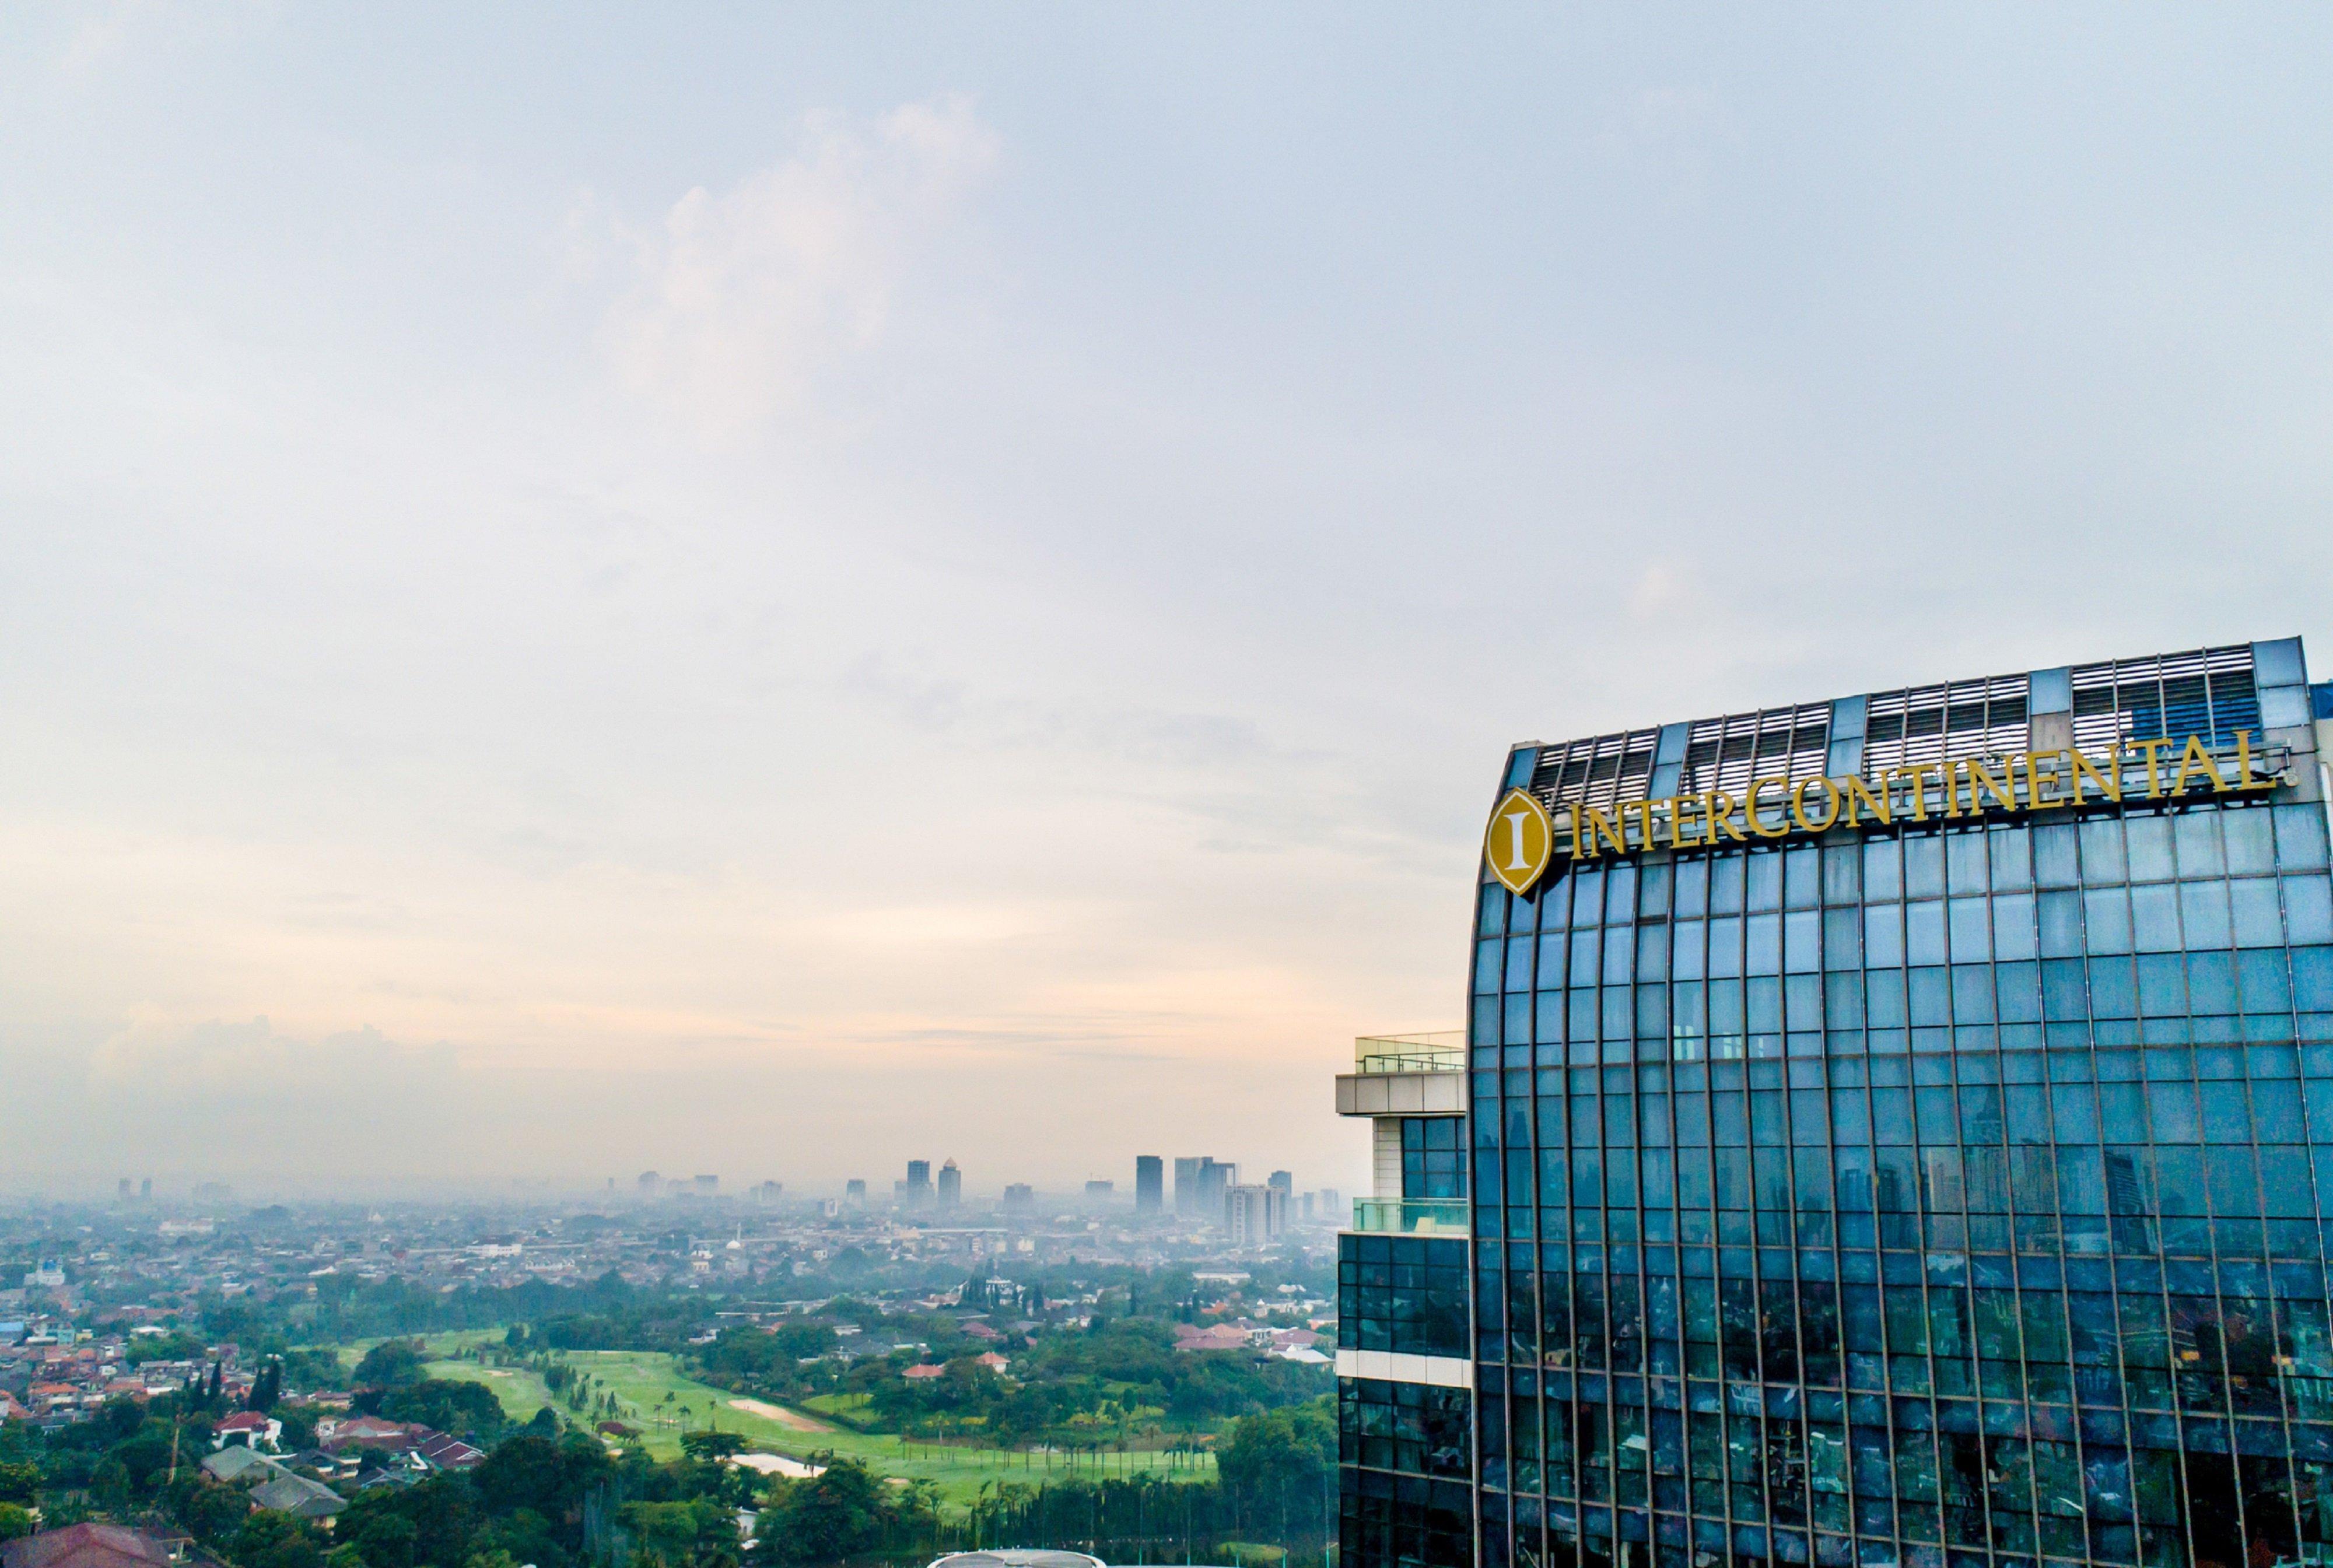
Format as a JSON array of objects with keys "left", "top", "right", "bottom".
[{"left": 5, "top": 5, "right": 2332, "bottom": 1193}]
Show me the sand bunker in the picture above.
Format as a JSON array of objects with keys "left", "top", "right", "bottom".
[{"left": 727, "top": 1398, "right": 833, "bottom": 1432}]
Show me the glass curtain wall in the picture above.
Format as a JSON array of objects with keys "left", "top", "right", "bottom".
[{"left": 1470, "top": 794, "right": 2333, "bottom": 1568}]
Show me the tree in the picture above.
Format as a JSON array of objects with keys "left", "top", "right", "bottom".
[
  {"left": 382, "top": 1379, "right": 507, "bottom": 1443},
  {"left": 0, "top": 1505, "right": 33, "bottom": 1544},
  {"left": 679, "top": 1432, "right": 747, "bottom": 1461},
  {"left": 0, "top": 1462, "right": 36, "bottom": 1507},
  {"left": 234, "top": 1510, "right": 328, "bottom": 1568},
  {"left": 165, "top": 1473, "right": 253, "bottom": 1545},
  {"left": 353, "top": 1341, "right": 428, "bottom": 1390},
  {"left": 248, "top": 1359, "right": 284, "bottom": 1413},
  {"left": 750, "top": 1460, "right": 894, "bottom": 1566}
]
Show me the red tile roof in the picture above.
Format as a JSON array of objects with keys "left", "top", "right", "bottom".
[{"left": 2, "top": 1524, "right": 177, "bottom": 1568}]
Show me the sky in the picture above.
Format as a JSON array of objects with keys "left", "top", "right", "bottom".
[{"left": 2, "top": 5, "right": 2331, "bottom": 1198}]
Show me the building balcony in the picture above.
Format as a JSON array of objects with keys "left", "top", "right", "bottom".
[
  {"left": 1337, "top": 1032, "right": 1467, "bottom": 1118},
  {"left": 1353, "top": 1030, "right": 1465, "bottom": 1075},
  {"left": 1350, "top": 1197, "right": 1470, "bottom": 1236}
]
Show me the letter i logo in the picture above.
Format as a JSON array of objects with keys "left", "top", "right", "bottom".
[{"left": 1485, "top": 788, "right": 1554, "bottom": 895}]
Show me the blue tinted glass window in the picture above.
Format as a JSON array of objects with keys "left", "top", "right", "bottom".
[
  {"left": 1865, "top": 905, "right": 1904, "bottom": 968},
  {"left": 2187, "top": 951, "right": 2237, "bottom": 1014},
  {"left": 1863, "top": 838, "right": 1903, "bottom": 900},
  {"left": 1481, "top": 886, "right": 1508, "bottom": 936},
  {"left": 2036, "top": 823, "right": 2079, "bottom": 887},
  {"left": 1710, "top": 855, "right": 1745, "bottom": 914},
  {"left": 2180, "top": 881, "right": 2233, "bottom": 949},
  {"left": 1993, "top": 891, "right": 2037, "bottom": 960},
  {"left": 2231, "top": 879, "right": 2283, "bottom": 946},
  {"left": 1992, "top": 825, "right": 2034, "bottom": 890},
  {"left": 2294, "top": 947, "right": 2333, "bottom": 1011},
  {"left": 1947, "top": 833, "right": 1987, "bottom": 895},
  {"left": 2276, "top": 805, "right": 2331, "bottom": 871},
  {"left": 2038, "top": 891, "right": 2083, "bottom": 957},
  {"left": 1947, "top": 897, "right": 1992, "bottom": 962},
  {"left": 1570, "top": 928, "right": 1602, "bottom": 987},
  {"left": 1784, "top": 844, "right": 1820, "bottom": 908},
  {"left": 2080, "top": 818, "right": 2128, "bottom": 883},
  {"left": 2085, "top": 889, "right": 2134, "bottom": 954},
  {"left": 2225, "top": 808, "right": 2275, "bottom": 875},
  {"left": 2285, "top": 876, "right": 2333, "bottom": 946},
  {"left": 1709, "top": 917, "right": 1743, "bottom": 979},
  {"left": 2237, "top": 949, "right": 2292, "bottom": 1013},
  {"left": 1907, "top": 901, "right": 1947, "bottom": 966},
  {"left": 1673, "top": 857, "right": 1708, "bottom": 917},
  {"left": 2128, "top": 817, "right": 2176, "bottom": 882},
  {"left": 2131, "top": 883, "right": 2181, "bottom": 951},
  {"left": 1603, "top": 928, "right": 1635, "bottom": 984},
  {"left": 2175, "top": 812, "right": 2226, "bottom": 878},
  {"left": 1673, "top": 921, "right": 1707, "bottom": 981},
  {"left": 1823, "top": 844, "right": 1862, "bottom": 905},
  {"left": 1905, "top": 838, "right": 1945, "bottom": 899},
  {"left": 1606, "top": 862, "right": 1638, "bottom": 924}
]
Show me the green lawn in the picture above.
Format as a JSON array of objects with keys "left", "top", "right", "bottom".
[
  {"left": 318, "top": 1335, "right": 1216, "bottom": 1510},
  {"left": 514, "top": 1349, "right": 1217, "bottom": 1506}
]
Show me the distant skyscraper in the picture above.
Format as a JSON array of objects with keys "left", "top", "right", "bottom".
[
  {"left": 693, "top": 1174, "right": 717, "bottom": 1194},
  {"left": 139, "top": 1178, "right": 151, "bottom": 1202},
  {"left": 938, "top": 1159, "right": 962, "bottom": 1207},
  {"left": 636, "top": 1170, "right": 661, "bottom": 1196},
  {"left": 1194, "top": 1157, "right": 1237, "bottom": 1224},
  {"left": 117, "top": 1178, "right": 131, "bottom": 1203},
  {"left": 1225, "top": 1183, "right": 1285, "bottom": 1244},
  {"left": 754, "top": 1180, "right": 782, "bottom": 1202},
  {"left": 1268, "top": 1169, "right": 1292, "bottom": 1197},
  {"left": 845, "top": 1178, "right": 867, "bottom": 1205},
  {"left": 1173, "top": 1157, "right": 1203, "bottom": 1216},
  {"left": 1135, "top": 1155, "right": 1163, "bottom": 1213},
  {"left": 1002, "top": 1183, "right": 1035, "bottom": 1216},
  {"left": 1084, "top": 1179, "right": 1115, "bottom": 1205},
  {"left": 905, "top": 1159, "right": 934, "bottom": 1207}
]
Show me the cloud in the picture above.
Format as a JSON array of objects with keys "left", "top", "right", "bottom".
[{"left": 601, "top": 96, "right": 1000, "bottom": 438}]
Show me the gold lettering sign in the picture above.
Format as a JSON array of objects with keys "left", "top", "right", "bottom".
[
  {"left": 1485, "top": 788, "right": 1556, "bottom": 893},
  {"left": 1549, "top": 731, "right": 2282, "bottom": 864}
]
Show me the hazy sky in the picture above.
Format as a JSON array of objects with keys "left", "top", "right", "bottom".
[{"left": 4, "top": 6, "right": 2331, "bottom": 1197}]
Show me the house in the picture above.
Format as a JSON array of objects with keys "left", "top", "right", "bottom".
[
  {"left": 200, "top": 1447, "right": 283, "bottom": 1484},
  {"left": 415, "top": 1433, "right": 482, "bottom": 1471},
  {"left": 901, "top": 1364, "right": 947, "bottom": 1381},
  {"left": 249, "top": 1474, "right": 346, "bottom": 1523},
  {"left": 2, "top": 1524, "right": 179, "bottom": 1568},
  {"left": 213, "top": 1411, "right": 282, "bottom": 1451},
  {"left": 973, "top": 1352, "right": 1009, "bottom": 1373},
  {"left": 960, "top": 1321, "right": 1003, "bottom": 1342},
  {"left": 1171, "top": 1324, "right": 1251, "bottom": 1353},
  {"left": 315, "top": 1416, "right": 420, "bottom": 1452}
]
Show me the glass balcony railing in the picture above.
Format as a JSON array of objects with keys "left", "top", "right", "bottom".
[
  {"left": 1351, "top": 1197, "right": 1470, "bottom": 1236},
  {"left": 1354, "top": 1030, "right": 1466, "bottom": 1076}
]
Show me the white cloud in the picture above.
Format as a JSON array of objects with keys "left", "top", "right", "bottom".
[{"left": 601, "top": 96, "right": 1000, "bottom": 439}]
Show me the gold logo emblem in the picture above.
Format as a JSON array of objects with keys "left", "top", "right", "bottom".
[{"left": 1484, "top": 788, "right": 1554, "bottom": 895}]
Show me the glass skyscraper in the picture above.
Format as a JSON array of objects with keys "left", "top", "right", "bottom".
[{"left": 1453, "top": 639, "right": 2333, "bottom": 1568}]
